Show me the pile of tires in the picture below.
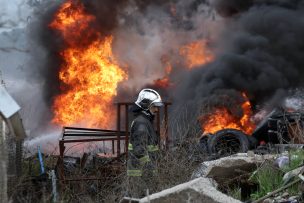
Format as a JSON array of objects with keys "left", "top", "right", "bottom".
[{"left": 199, "top": 129, "right": 257, "bottom": 158}]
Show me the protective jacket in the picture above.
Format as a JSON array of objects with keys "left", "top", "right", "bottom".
[{"left": 127, "top": 108, "right": 159, "bottom": 177}]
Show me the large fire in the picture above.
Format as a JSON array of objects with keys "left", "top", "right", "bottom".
[
  {"left": 50, "top": 0, "right": 127, "bottom": 128},
  {"left": 49, "top": 0, "right": 246, "bottom": 135},
  {"left": 200, "top": 93, "right": 256, "bottom": 135}
]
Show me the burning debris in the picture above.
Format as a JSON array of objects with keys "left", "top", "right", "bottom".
[
  {"left": 200, "top": 92, "right": 255, "bottom": 135},
  {"left": 198, "top": 95, "right": 304, "bottom": 158}
]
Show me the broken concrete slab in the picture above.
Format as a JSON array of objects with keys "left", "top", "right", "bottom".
[
  {"left": 192, "top": 153, "right": 275, "bottom": 184},
  {"left": 138, "top": 177, "right": 242, "bottom": 203}
]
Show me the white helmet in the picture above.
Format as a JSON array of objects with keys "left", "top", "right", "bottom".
[{"left": 135, "top": 88, "right": 163, "bottom": 110}]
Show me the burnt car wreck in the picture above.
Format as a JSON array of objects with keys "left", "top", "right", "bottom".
[{"left": 200, "top": 107, "right": 304, "bottom": 158}]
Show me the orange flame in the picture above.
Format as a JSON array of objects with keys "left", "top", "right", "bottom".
[
  {"left": 153, "top": 56, "right": 173, "bottom": 88},
  {"left": 179, "top": 40, "right": 214, "bottom": 69},
  {"left": 200, "top": 93, "right": 256, "bottom": 135},
  {"left": 154, "top": 40, "right": 213, "bottom": 87},
  {"left": 50, "top": 0, "right": 127, "bottom": 128},
  {"left": 154, "top": 77, "right": 171, "bottom": 88}
]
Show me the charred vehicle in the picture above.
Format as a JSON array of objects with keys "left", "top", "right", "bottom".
[{"left": 200, "top": 107, "right": 304, "bottom": 158}]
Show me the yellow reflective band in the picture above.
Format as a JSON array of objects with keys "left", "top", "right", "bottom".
[
  {"left": 147, "top": 145, "right": 159, "bottom": 152},
  {"left": 127, "top": 170, "right": 142, "bottom": 177},
  {"left": 139, "top": 155, "right": 150, "bottom": 164},
  {"left": 128, "top": 143, "right": 133, "bottom": 150}
]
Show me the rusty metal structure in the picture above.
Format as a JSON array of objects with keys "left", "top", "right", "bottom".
[{"left": 57, "top": 102, "right": 171, "bottom": 181}]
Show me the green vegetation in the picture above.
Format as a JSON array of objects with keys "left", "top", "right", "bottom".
[
  {"left": 250, "top": 149, "right": 304, "bottom": 200},
  {"left": 282, "top": 149, "right": 304, "bottom": 173},
  {"left": 227, "top": 186, "right": 242, "bottom": 200},
  {"left": 250, "top": 163, "right": 284, "bottom": 199},
  {"left": 227, "top": 149, "right": 304, "bottom": 201}
]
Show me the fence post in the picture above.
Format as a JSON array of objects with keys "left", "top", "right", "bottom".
[{"left": 0, "top": 118, "right": 8, "bottom": 202}]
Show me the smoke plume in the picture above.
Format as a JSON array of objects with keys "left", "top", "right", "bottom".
[
  {"left": 174, "top": 0, "right": 304, "bottom": 125},
  {"left": 5, "top": 0, "right": 304, "bottom": 142}
]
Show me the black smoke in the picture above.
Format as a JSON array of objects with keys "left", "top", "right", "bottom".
[
  {"left": 82, "top": 0, "right": 128, "bottom": 37},
  {"left": 29, "top": 1, "right": 62, "bottom": 107},
  {"left": 28, "top": 0, "right": 304, "bottom": 137},
  {"left": 174, "top": 0, "right": 304, "bottom": 122}
]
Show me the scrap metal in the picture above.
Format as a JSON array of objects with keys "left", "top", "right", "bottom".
[{"left": 57, "top": 102, "right": 171, "bottom": 182}]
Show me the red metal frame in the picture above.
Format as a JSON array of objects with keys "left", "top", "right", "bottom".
[{"left": 57, "top": 102, "right": 171, "bottom": 182}]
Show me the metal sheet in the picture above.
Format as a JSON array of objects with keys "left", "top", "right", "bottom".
[{"left": 0, "top": 86, "right": 20, "bottom": 118}]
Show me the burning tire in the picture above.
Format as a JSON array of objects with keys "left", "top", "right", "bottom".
[{"left": 207, "top": 129, "right": 250, "bottom": 157}]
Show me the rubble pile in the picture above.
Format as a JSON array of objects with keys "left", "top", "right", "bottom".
[{"left": 130, "top": 151, "right": 304, "bottom": 203}]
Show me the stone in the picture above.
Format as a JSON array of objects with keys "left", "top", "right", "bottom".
[
  {"left": 274, "top": 196, "right": 282, "bottom": 201},
  {"left": 288, "top": 195, "right": 298, "bottom": 200},
  {"left": 191, "top": 153, "right": 274, "bottom": 184},
  {"left": 281, "top": 192, "right": 289, "bottom": 198},
  {"left": 247, "top": 151, "right": 255, "bottom": 157},
  {"left": 138, "top": 177, "right": 242, "bottom": 203},
  {"left": 263, "top": 198, "right": 273, "bottom": 203},
  {"left": 274, "top": 156, "right": 289, "bottom": 168}
]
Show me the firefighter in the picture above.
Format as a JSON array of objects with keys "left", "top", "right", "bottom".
[{"left": 127, "top": 88, "right": 163, "bottom": 198}]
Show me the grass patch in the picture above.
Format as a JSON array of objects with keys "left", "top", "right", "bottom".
[
  {"left": 250, "top": 163, "right": 284, "bottom": 199},
  {"left": 227, "top": 186, "right": 242, "bottom": 200},
  {"left": 250, "top": 149, "right": 304, "bottom": 200},
  {"left": 282, "top": 149, "right": 304, "bottom": 173}
]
